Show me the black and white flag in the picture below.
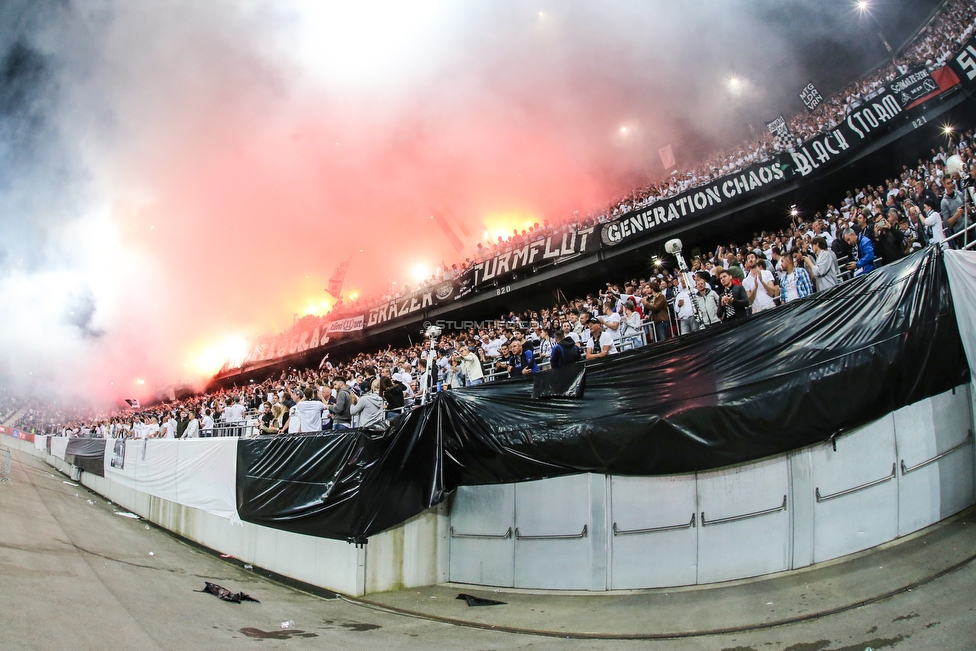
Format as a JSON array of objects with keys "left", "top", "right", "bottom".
[
  {"left": 766, "top": 115, "right": 793, "bottom": 151},
  {"left": 799, "top": 83, "right": 823, "bottom": 112}
]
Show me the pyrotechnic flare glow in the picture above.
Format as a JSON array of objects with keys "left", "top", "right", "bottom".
[
  {"left": 481, "top": 212, "right": 544, "bottom": 244},
  {"left": 0, "top": 0, "right": 943, "bottom": 404}
]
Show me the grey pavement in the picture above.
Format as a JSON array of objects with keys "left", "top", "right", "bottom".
[{"left": 2, "top": 445, "right": 975, "bottom": 650}]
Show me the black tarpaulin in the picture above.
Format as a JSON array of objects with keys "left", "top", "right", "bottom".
[
  {"left": 456, "top": 593, "right": 506, "bottom": 607},
  {"left": 64, "top": 438, "right": 106, "bottom": 477},
  {"left": 195, "top": 582, "right": 260, "bottom": 603},
  {"left": 237, "top": 247, "right": 969, "bottom": 543}
]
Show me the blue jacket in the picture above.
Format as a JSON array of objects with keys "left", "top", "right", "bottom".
[
  {"left": 855, "top": 233, "right": 875, "bottom": 274},
  {"left": 508, "top": 348, "right": 540, "bottom": 378}
]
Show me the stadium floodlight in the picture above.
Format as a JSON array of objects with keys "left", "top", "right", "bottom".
[{"left": 854, "top": 0, "right": 896, "bottom": 64}]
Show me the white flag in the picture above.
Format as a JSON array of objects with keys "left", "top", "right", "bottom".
[{"left": 659, "top": 144, "right": 676, "bottom": 169}]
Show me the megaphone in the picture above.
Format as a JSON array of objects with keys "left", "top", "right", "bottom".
[{"left": 665, "top": 239, "right": 683, "bottom": 255}]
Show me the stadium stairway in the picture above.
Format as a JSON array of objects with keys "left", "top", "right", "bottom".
[{"left": 2, "top": 406, "right": 29, "bottom": 428}]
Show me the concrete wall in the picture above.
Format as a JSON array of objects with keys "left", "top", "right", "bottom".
[
  {"left": 1, "top": 432, "right": 448, "bottom": 597},
  {"left": 5, "top": 382, "right": 972, "bottom": 595},
  {"left": 448, "top": 385, "right": 976, "bottom": 590}
]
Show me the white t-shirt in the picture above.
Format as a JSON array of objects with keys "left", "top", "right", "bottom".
[
  {"left": 287, "top": 406, "right": 301, "bottom": 434},
  {"left": 222, "top": 403, "right": 246, "bottom": 424},
  {"left": 600, "top": 312, "right": 621, "bottom": 342},
  {"left": 742, "top": 270, "right": 777, "bottom": 312},
  {"left": 586, "top": 331, "right": 618, "bottom": 355},
  {"left": 578, "top": 326, "right": 592, "bottom": 349},
  {"left": 925, "top": 210, "right": 946, "bottom": 243},
  {"left": 782, "top": 270, "right": 802, "bottom": 302},
  {"left": 294, "top": 400, "right": 326, "bottom": 433},
  {"left": 674, "top": 290, "right": 695, "bottom": 319},
  {"left": 483, "top": 337, "right": 507, "bottom": 358},
  {"left": 161, "top": 418, "right": 177, "bottom": 439}
]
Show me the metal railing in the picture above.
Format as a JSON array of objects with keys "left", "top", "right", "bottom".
[
  {"left": 613, "top": 514, "right": 696, "bottom": 536},
  {"left": 945, "top": 219, "right": 976, "bottom": 250},
  {"left": 203, "top": 423, "right": 260, "bottom": 438},
  {"left": 700, "top": 495, "right": 788, "bottom": 526},
  {"left": 815, "top": 464, "right": 896, "bottom": 503},
  {"left": 900, "top": 430, "right": 973, "bottom": 475}
]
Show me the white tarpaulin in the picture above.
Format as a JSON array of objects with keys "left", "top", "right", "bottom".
[
  {"left": 174, "top": 440, "right": 239, "bottom": 520},
  {"left": 135, "top": 440, "right": 180, "bottom": 504},
  {"left": 50, "top": 436, "right": 69, "bottom": 460},
  {"left": 104, "top": 438, "right": 239, "bottom": 522},
  {"left": 944, "top": 250, "right": 976, "bottom": 375},
  {"left": 34, "top": 435, "right": 47, "bottom": 451}
]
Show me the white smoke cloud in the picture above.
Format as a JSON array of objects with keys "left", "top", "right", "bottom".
[{"left": 0, "top": 0, "right": 938, "bottom": 405}]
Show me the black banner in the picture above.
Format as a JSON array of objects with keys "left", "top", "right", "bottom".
[
  {"left": 471, "top": 227, "right": 596, "bottom": 286},
  {"left": 799, "top": 82, "right": 824, "bottom": 112},
  {"left": 64, "top": 438, "right": 106, "bottom": 477},
  {"left": 888, "top": 68, "right": 939, "bottom": 106},
  {"left": 948, "top": 33, "right": 976, "bottom": 85},
  {"left": 601, "top": 159, "right": 790, "bottom": 247},
  {"left": 367, "top": 271, "right": 477, "bottom": 328},
  {"left": 787, "top": 88, "right": 903, "bottom": 178},
  {"left": 237, "top": 247, "right": 968, "bottom": 543}
]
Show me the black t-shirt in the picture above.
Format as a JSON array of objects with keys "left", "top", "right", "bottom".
[{"left": 384, "top": 382, "right": 406, "bottom": 410}]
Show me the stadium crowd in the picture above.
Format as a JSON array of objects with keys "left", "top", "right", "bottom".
[
  {"left": 5, "top": 1, "right": 975, "bottom": 439},
  {"left": 277, "top": 0, "right": 976, "bottom": 336},
  {"left": 13, "top": 124, "right": 972, "bottom": 440}
]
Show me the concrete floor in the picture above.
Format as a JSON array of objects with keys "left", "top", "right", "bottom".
[{"left": 2, "top": 446, "right": 975, "bottom": 650}]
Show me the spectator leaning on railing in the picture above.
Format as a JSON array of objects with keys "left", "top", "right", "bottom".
[{"left": 585, "top": 319, "right": 618, "bottom": 359}]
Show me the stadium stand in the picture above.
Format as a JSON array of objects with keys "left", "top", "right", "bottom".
[{"left": 6, "top": 0, "right": 976, "bottom": 437}]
